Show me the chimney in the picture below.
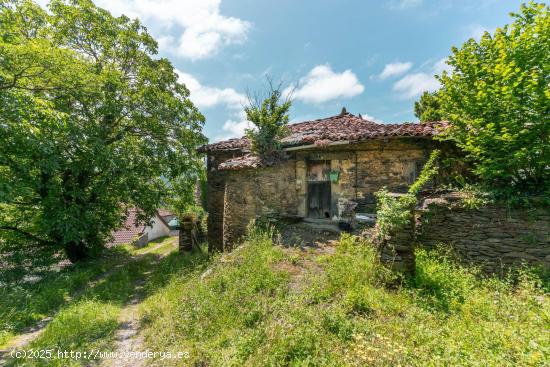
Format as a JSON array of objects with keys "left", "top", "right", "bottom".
[{"left": 340, "top": 107, "right": 347, "bottom": 115}]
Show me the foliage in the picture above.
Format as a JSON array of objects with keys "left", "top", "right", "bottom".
[
  {"left": 374, "top": 150, "right": 441, "bottom": 240},
  {"left": 0, "top": 0, "right": 206, "bottom": 261},
  {"left": 437, "top": 2, "right": 550, "bottom": 196},
  {"left": 244, "top": 79, "right": 292, "bottom": 156},
  {"left": 414, "top": 91, "right": 443, "bottom": 122},
  {"left": 138, "top": 227, "right": 549, "bottom": 366},
  {"left": 166, "top": 170, "right": 206, "bottom": 220}
]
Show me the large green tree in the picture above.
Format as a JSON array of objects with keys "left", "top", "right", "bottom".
[
  {"left": 0, "top": 0, "right": 206, "bottom": 261},
  {"left": 437, "top": 2, "right": 549, "bottom": 195}
]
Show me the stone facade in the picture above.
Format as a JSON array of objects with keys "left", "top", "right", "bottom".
[{"left": 206, "top": 137, "right": 439, "bottom": 251}]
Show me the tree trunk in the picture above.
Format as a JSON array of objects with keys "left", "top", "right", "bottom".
[{"left": 64, "top": 241, "right": 90, "bottom": 263}]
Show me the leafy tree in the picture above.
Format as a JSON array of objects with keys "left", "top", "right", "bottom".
[
  {"left": 0, "top": 0, "right": 206, "bottom": 261},
  {"left": 437, "top": 2, "right": 549, "bottom": 196},
  {"left": 244, "top": 80, "right": 292, "bottom": 156},
  {"left": 414, "top": 91, "right": 443, "bottom": 122}
]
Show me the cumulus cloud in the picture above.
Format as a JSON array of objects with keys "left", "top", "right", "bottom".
[
  {"left": 388, "top": 0, "right": 423, "bottom": 10},
  {"left": 393, "top": 73, "right": 439, "bottom": 98},
  {"left": 362, "top": 114, "right": 384, "bottom": 124},
  {"left": 220, "top": 119, "right": 251, "bottom": 139},
  {"left": 90, "top": 0, "right": 250, "bottom": 60},
  {"left": 378, "top": 62, "right": 413, "bottom": 80},
  {"left": 466, "top": 24, "right": 497, "bottom": 40},
  {"left": 288, "top": 64, "right": 364, "bottom": 104},
  {"left": 176, "top": 70, "right": 245, "bottom": 110},
  {"left": 392, "top": 58, "right": 450, "bottom": 98}
]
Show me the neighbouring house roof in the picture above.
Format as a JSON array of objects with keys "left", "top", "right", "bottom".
[
  {"left": 109, "top": 208, "right": 146, "bottom": 245},
  {"left": 157, "top": 208, "right": 176, "bottom": 224},
  {"left": 109, "top": 208, "right": 170, "bottom": 245},
  {"left": 198, "top": 112, "right": 447, "bottom": 155}
]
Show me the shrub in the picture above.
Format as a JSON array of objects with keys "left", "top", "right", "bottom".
[
  {"left": 437, "top": 2, "right": 550, "bottom": 196},
  {"left": 374, "top": 149, "right": 441, "bottom": 240},
  {"left": 244, "top": 79, "right": 292, "bottom": 156}
]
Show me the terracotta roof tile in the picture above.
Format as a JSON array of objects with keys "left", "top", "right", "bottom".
[
  {"left": 198, "top": 113, "right": 447, "bottom": 154},
  {"left": 108, "top": 208, "right": 146, "bottom": 245}
]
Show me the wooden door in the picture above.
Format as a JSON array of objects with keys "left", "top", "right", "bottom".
[{"left": 307, "top": 160, "right": 331, "bottom": 219}]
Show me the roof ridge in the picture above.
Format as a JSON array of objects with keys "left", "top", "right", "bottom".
[{"left": 198, "top": 116, "right": 448, "bottom": 153}]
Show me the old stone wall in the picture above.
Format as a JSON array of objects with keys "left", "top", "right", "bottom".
[
  {"left": 416, "top": 194, "right": 550, "bottom": 273},
  {"left": 381, "top": 193, "right": 550, "bottom": 274},
  {"left": 206, "top": 151, "right": 240, "bottom": 251},
  {"left": 294, "top": 137, "right": 438, "bottom": 215},
  {"left": 222, "top": 159, "right": 300, "bottom": 249},
  {"left": 353, "top": 138, "right": 435, "bottom": 212}
]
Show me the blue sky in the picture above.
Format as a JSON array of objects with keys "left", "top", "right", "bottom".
[{"left": 39, "top": 0, "right": 524, "bottom": 142}]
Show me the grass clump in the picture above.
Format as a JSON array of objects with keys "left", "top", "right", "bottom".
[{"left": 140, "top": 228, "right": 549, "bottom": 366}]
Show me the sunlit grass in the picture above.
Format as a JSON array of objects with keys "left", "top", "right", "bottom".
[{"left": 139, "top": 229, "right": 549, "bottom": 366}]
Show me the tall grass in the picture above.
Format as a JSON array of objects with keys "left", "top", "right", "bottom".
[
  {"left": 3, "top": 238, "right": 194, "bottom": 367},
  {"left": 140, "top": 229, "right": 549, "bottom": 366},
  {"left": 0, "top": 247, "right": 132, "bottom": 347}
]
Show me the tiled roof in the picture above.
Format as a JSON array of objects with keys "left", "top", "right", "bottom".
[
  {"left": 198, "top": 112, "right": 446, "bottom": 153},
  {"left": 218, "top": 154, "right": 281, "bottom": 171},
  {"left": 109, "top": 208, "right": 146, "bottom": 245}
]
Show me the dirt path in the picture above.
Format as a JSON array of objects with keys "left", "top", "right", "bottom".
[
  {"left": 0, "top": 239, "right": 176, "bottom": 365},
  {"left": 99, "top": 240, "right": 175, "bottom": 367},
  {"left": 102, "top": 282, "right": 147, "bottom": 367}
]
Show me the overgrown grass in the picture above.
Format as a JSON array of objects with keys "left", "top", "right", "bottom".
[
  {"left": 0, "top": 246, "right": 132, "bottom": 347},
  {"left": 140, "top": 229, "right": 549, "bottom": 366},
  {"left": 2, "top": 237, "right": 193, "bottom": 367},
  {"left": 0, "top": 236, "right": 181, "bottom": 347}
]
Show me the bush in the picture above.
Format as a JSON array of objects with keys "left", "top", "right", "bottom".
[
  {"left": 437, "top": 2, "right": 550, "bottom": 196},
  {"left": 374, "top": 150, "right": 440, "bottom": 241}
]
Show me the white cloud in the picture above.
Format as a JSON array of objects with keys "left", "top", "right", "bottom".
[
  {"left": 288, "top": 64, "right": 364, "bottom": 104},
  {"left": 176, "top": 70, "right": 245, "bottom": 110},
  {"left": 92, "top": 0, "right": 250, "bottom": 60},
  {"left": 378, "top": 62, "right": 413, "bottom": 80},
  {"left": 220, "top": 119, "right": 251, "bottom": 140},
  {"left": 433, "top": 58, "right": 451, "bottom": 75},
  {"left": 466, "top": 24, "right": 497, "bottom": 40},
  {"left": 389, "top": 0, "right": 423, "bottom": 10},
  {"left": 393, "top": 73, "right": 439, "bottom": 98},
  {"left": 392, "top": 58, "right": 451, "bottom": 99},
  {"left": 362, "top": 114, "right": 384, "bottom": 124}
]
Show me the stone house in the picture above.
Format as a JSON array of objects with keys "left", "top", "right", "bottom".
[{"left": 199, "top": 110, "right": 447, "bottom": 251}]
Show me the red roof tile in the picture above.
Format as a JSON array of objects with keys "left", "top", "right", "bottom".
[
  {"left": 109, "top": 208, "right": 146, "bottom": 245},
  {"left": 198, "top": 112, "right": 447, "bottom": 154}
]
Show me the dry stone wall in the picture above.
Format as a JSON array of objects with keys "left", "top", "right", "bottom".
[
  {"left": 416, "top": 194, "right": 550, "bottom": 273},
  {"left": 381, "top": 193, "right": 550, "bottom": 274}
]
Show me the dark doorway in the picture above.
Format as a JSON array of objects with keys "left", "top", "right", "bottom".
[
  {"left": 307, "top": 181, "right": 331, "bottom": 218},
  {"left": 307, "top": 160, "right": 331, "bottom": 219}
]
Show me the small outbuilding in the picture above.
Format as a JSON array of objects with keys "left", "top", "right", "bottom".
[
  {"left": 199, "top": 110, "right": 448, "bottom": 251},
  {"left": 109, "top": 208, "right": 171, "bottom": 247}
]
